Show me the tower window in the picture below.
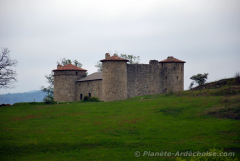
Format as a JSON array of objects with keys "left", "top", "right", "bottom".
[
  {"left": 76, "top": 72, "right": 78, "bottom": 75},
  {"left": 174, "top": 67, "right": 175, "bottom": 70},
  {"left": 177, "top": 76, "right": 178, "bottom": 80},
  {"left": 181, "top": 67, "right": 183, "bottom": 71},
  {"left": 166, "top": 76, "right": 167, "bottom": 79}
]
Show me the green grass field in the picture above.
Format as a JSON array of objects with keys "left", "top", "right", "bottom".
[{"left": 0, "top": 87, "right": 240, "bottom": 160}]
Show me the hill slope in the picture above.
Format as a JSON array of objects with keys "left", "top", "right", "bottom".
[{"left": 0, "top": 79, "right": 239, "bottom": 160}]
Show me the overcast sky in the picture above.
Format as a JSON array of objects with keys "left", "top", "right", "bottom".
[{"left": 0, "top": 0, "right": 239, "bottom": 94}]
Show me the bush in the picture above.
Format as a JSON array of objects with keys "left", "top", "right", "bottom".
[
  {"left": 235, "top": 72, "right": 240, "bottom": 84},
  {"left": 88, "top": 97, "right": 100, "bottom": 102},
  {"left": 83, "top": 96, "right": 101, "bottom": 102},
  {"left": 43, "top": 94, "right": 55, "bottom": 104},
  {"left": 83, "top": 95, "right": 89, "bottom": 101}
]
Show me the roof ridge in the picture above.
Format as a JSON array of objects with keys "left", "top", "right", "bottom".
[
  {"left": 159, "top": 56, "right": 186, "bottom": 63},
  {"left": 53, "top": 63, "right": 87, "bottom": 71}
]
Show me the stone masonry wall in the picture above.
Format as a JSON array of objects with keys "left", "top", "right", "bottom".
[
  {"left": 54, "top": 70, "right": 86, "bottom": 102},
  {"left": 76, "top": 80, "right": 102, "bottom": 100},
  {"left": 102, "top": 61, "right": 128, "bottom": 102},
  {"left": 159, "top": 62, "right": 184, "bottom": 92},
  {"left": 127, "top": 63, "right": 162, "bottom": 98}
]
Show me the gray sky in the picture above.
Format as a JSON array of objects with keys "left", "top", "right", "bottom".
[{"left": 0, "top": 0, "right": 240, "bottom": 94}]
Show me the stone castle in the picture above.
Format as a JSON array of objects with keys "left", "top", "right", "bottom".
[{"left": 53, "top": 53, "right": 186, "bottom": 102}]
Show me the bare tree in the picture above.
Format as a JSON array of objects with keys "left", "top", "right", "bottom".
[{"left": 0, "top": 48, "right": 18, "bottom": 88}]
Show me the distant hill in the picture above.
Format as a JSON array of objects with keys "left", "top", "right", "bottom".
[{"left": 0, "top": 90, "right": 46, "bottom": 105}]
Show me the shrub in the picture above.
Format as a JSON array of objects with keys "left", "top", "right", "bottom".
[
  {"left": 189, "top": 81, "right": 195, "bottom": 90},
  {"left": 43, "top": 94, "right": 54, "bottom": 104},
  {"left": 235, "top": 72, "right": 240, "bottom": 84},
  {"left": 83, "top": 95, "right": 89, "bottom": 101},
  {"left": 88, "top": 97, "right": 101, "bottom": 102}
]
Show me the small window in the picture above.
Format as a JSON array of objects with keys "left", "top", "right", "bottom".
[
  {"left": 88, "top": 82, "right": 89, "bottom": 86},
  {"left": 76, "top": 72, "right": 78, "bottom": 75},
  {"left": 174, "top": 67, "right": 175, "bottom": 70},
  {"left": 80, "top": 94, "right": 82, "bottom": 100},
  {"left": 162, "top": 63, "right": 163, "bottom": 67},
  {"left": 181, "top": 67, "right": 183, "bottom": 71},
  {"left": 88, "top": 93, "right": 91, "bottom": 97},
  {"left": 166, "top": 76, "right": 167, "bottom": 79},
  {"left": 177, "top": 76, "right": 178, "bottom": 80}
]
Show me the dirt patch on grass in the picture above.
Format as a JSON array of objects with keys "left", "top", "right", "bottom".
[
  {"left": 118, "top": 118, "right": 142, "bottom": 126},
  {"left": 10, "top": 114, "right": 45, "bottom": 121},
  {"left": 93, "top": 121, "right": 102, "bottom": 125}
]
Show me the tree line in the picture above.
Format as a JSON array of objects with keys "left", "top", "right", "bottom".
[{"left": 0, "top": 90, "right": 46, "bottom": 105}]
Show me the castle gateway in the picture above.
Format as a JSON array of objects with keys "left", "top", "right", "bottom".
[{"left": 53, "top": 54, "right": 186, "bottom": 102}]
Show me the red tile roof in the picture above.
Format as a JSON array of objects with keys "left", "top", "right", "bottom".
[
  {"left": 100, "top": 55, "right": 129, "bottom": 62},
  {"left": 53, "top": 64, "right": 87, "bottom": 71},
  {"left": 159, "top": 56, "right": 186, "bottom": 63}
]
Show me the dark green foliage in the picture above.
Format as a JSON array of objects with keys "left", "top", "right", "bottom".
[
  {"left": 43, "top": 94, "right": 54, "bottom": 104},
  {"left": 82, "top": 96, "right": 101, "bottom": 102},
  {"left": 13, "top": 102, "right": 47, "bottom": 106},
  {"left": 88, "top": 97, "right": 100, "bottom": 102},
  {"left": 158, "top": 107, "right": 184, "bottom": 116},
  {"left": 41, "top": 72, "right": 54, "bottom": 103},
  {"left": 189, "top": 81, "right": 194, "bottom": 90},
  {"left": 83, "top": 95, "right": 89, "bottom": 101},
  {"left": 190, "top": 73, "right": 209, "bottom": 86},
  {"left": 235, "top": 72, "right": 240, "bottom": 84}
]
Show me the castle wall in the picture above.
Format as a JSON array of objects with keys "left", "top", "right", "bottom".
[
  {"left": 102, "top": 61, "right": 128, "bottom": 101},
  {"left": 76, "top": 80, "right": 102, "bottom": 100},
  {"left": 127, "top": 63, "right": 164, "bottom": 98},
  {"left": 54, "top": 71, "right": 86, "bottom": 102}
]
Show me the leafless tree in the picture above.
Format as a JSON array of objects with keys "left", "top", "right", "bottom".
[{"left": 0, "top": 48, "right": 18, "bottom": 88}]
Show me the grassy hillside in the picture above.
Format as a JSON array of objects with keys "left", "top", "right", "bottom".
[{"left": 0, "top": 78, "right": 239, "bottom": 161}]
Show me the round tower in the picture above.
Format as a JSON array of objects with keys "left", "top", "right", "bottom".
[
  {"left": 53, "top": 64, "right": 87, "bottom": 102},
  {"left": 159, "top": 56, "right": 186, "bottom": 93},
  {"left": 100, "top": 53, "right": 129, "bottom": 102}
]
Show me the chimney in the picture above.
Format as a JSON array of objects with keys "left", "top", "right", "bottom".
[
  {"left": 57, "top": 64, "right": 62, "bottom": 69},
  {"left": 149, "top": 60, "right": 158, "bottom": 65},
  {"left": 167, "top": 56, "right": 174, "bottom": 61},
  {"left": 105, "top": 53, "right": 110, "bottom": 59}
]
